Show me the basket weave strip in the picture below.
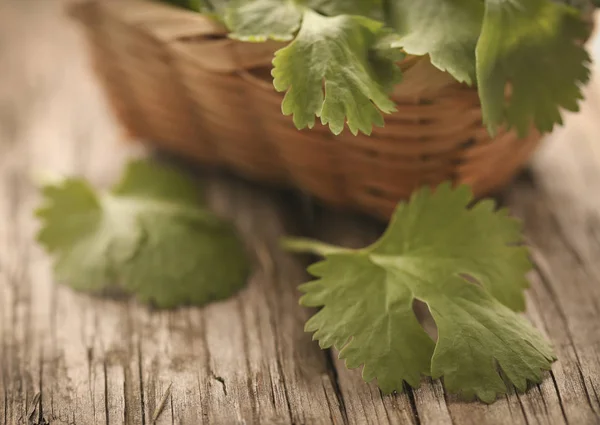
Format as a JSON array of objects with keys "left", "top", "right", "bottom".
[{"left": 72, "top": 0, "right": 543, "bottom": 219}]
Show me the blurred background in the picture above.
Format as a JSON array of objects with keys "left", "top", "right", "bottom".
[{"left": 0, "top": 0, "right": 137, "bottom": 183}]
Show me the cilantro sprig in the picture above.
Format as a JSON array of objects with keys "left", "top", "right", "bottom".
[
  {"left": 272, "top": 10, "right": 404, "bottom": 135},
  {"left": 36, "top": 159, "right": 250, "bottom": 308},
  {"left": 477, "top": 0, "right": 592, "bottom": 136},
  {"left": 162, "top": 0, "right": 594, "bottom": 137},
  {"left": 385, "top": 0, "right": 483, "bottom": 85},
  {"left": 284, "top": 183, "right": 555, "bottom": 403}
]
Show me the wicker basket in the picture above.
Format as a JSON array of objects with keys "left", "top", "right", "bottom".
[{"left": 70, "top": 0, "right": 550, "bottom": 219}]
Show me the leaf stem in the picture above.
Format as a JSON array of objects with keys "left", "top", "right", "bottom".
[{"left": 280, "top": 237, "right": 352, "bottom": 256}]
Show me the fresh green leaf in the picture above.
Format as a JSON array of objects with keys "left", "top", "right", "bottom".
[
  {"left": 555, "top": 0, "right": 599, "bottom": 12},
  {"left": 160, "top": 0, "right": 595, "bottom": 137},
  {"left": 286, "top": 183, "right": 555, "bottom": 402},
  {"left": 158, "top": 0, "right": 211, "bottom": 13},
  {"left": 223, "top": 0, "right": 385, "bottom": 42},
  {"left": 477, "top": 0, "right": 591, "bottom": 136},
  {"left": 385, "top": 0, "right": 483, "bottom": 84},
  {"left": 308, "top": 0, "right": 384, "bottom": 19},
  {"left": 160, "top": 0, "right": 230, "bottom": 21},
  {"left": 36, "top": 159, "right": 250, "bottom": 308},
  {"left": 225, "top": 0, "right": 302, "bottom": 42},
  {"left": 272, "top": 9, "right": 404, "bottom": 135}
]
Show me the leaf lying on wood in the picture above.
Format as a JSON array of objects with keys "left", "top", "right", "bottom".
[
  {"left": 36, "top": 159, "right": 250, "bottom": 308},
  {"left": 284, "top": 183, "right": 555, "bottom": 403}
]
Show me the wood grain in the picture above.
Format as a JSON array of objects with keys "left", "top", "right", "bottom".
[{"left": 0, "top": 2, "right": 599, "bottom": 424}]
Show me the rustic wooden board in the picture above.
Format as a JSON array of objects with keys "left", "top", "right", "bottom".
[{"left": 0, "top": 2, "right": 599, "bottom": 424}]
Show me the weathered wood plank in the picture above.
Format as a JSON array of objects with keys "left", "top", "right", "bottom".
[
  {"left": 0, "top": 3, "right": 345, "bottom": 424},
  {"left": 0, "top": 1, "right": 599, "bottom": 424}
]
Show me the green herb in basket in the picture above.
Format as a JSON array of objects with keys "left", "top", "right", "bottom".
[{"left": 161, "top": 0, "right": 595, "bottom": 136}]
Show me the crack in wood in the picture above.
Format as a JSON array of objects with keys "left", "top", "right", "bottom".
[
  {"left": 592, "top": 383, "right": 600, "bottom": 412},
  {"left": 122, "top": 366, "right": 129, "bottom": 425},
  {"left": 37, "top": 349, "right": 44, "bottom": 425},
  {"left": 576, "top": 363, "right": 597, "bottom": 413},
  {"left": 151, "top": 382, "right": 171, "bottom": 424},
  {"left": 514, "top": 393, "right": 531, "bottom": 425},
  {"left": 103, "top": 360, "right": 109, "bottom": 425},
  {"left": 26, "top": 392, "right": 40, "bottom": 424},
  {"left": 137, "top": 340, "right": 146, "bottom": 425},
  {"left": 237, "top": 297, "right": 259, "bottom": 423},
  {"left": 211, "top": 375, "right": 227, "bottom": 397},
  {"left": 536, "top": 384, "right": 550, "bottom": 417},
  {"left": 322, "top": 350, "right": 347, "bottom": 425},
  {"left": 550, "top": 372, "right": 569, "bottom": 425},
  {"left": 407, "top": 388, "right": 421, "bottom": 425},
  {"left": 169, "top": 391, "right": 174, "bottom": 425},
  {"left": 262, "top": 251, "right": 295, "bottom": 424}
]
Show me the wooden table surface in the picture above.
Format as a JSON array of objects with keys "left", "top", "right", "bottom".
[{"left": 1, "top": 2, "right": 599, "bottom": 424}]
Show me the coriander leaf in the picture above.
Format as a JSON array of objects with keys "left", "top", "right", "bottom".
[
  {"left": 112, "top": 159, "right": 205, "bottom": 206},
  {"left": 36, "top": 159, "right": 250, "bottom": 308},
  {"left": 301, "top": 255, "right": 436, "bottom": 392},
  {"left": 476, "top": 0, "right": 591, "bottom": 136},
  {"left": 159, "top": 0, "right": 229, "bottom": 23},
  {"left": 287, "top": 183, "right": 555, "bottom": 402},
  {"left": 224, "top": 0, "right": 302, "bottom": 42},
  {"left": 428, "top": 277, "right": 555, "bottom": 401},
  {"left": 554, "top": 0, "right": 598, "bottom": 12},
  {"left": 272, "top": 9, "right": 403, "bottom": 135},
  {"left": 308, "top": 0, "right": 384, "bottom": 19},
  {"left": 119, "top": 212, "right": 249, "bottom": 308},
  {"left": 159, "top": 0, "right": 213, "bottom": 13},
  {"left": 36, "top": 178, "right": 139, "bottom": 293},
  {"left": 159, "top": 0, "right": 203, "bottom": 11},
  {"left": 222, "top": 0, "right": 386, "bottom": 43},
  {"left": 385, "top": 0, "right": 483, "bottom": 84}
]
